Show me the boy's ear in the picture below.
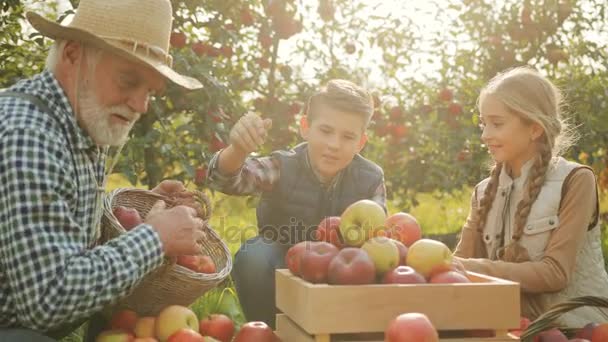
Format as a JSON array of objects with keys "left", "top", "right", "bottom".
[
  {"left": 358, "top": 133, "right": 368, "bottom": 151},
  {"left": 299, "top": 116, "right": 309, "bottom": 139}
]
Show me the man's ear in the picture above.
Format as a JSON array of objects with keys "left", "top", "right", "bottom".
[
  {"left": 62, "top": 41, "right": 84, "bottom": 67},
  {"left": 299, "top": 116, "right": 309, "bottom": 140},
  {"left": 358, "top": 133, "right": 368, "bottom": 152}
]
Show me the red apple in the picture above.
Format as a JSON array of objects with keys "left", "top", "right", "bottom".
[
  {"left": 448, "top": 102, "right": 463, "bottom": 116},
  {"left": 390, "top": 239, "right": 408, "bottom": 265},
  {"left": 113, "top": 206, "right": 143, "bottom": 231},
  {"left": 167, "top": 328, "right": 205, "bottom": 342},
  {"left": 575, "top": 323, "right": 598, "bottom": 340},
  {"left": 177, "top": 255, "right": 216, "bottom": 274},
  {"left": 390, "top": 124, "right": 408, "bottom": 139},
  {"left": 191, "top": 42, "right": 207, "bottom": 56},
  {"left": 285, "top": 241, "right": 311, "bottom": 276},
  {"left": 536, "top": 328, "right": 567, "bottom": 341},
  {"left": 508, "top": 316, "right": 531, "bottom": 338},
  {"left": 109, "top": 309, "right": 138, "bottom": 333},
  {"left": 170, "top": 32, "right": 187, "bottom": 49},
  {"left": 382, "top": 266, "right": 426, "bottom": 284},
  {"left": 385, "top": 312, "right": 439, "bottom": 342},
  {"left": 195, "top": 167, "right": 207, "bottom": 185},
  {"left": 592, "top": 323, "right": 608, "bottom": 341},
  {"left": 259, "top": 32, "right": 273, "bottom": 49},
  {"left": 429, "top": 271, "right": 470, "bottom": 284},
  {"left": 327, "top": 248, "right": 376, "bottom": 285},
  {"left": 233, "top": 321, "right": 279, "bottom": 342},
  {"left": 385, "top": 213, "right": 421, "bottom": 247},
  {"left": 438, "top": 88, "right": 453, "bottom": 102},
  {"left": 240, "top": 8, "right": 254, "bottom": 26},
  {"left": 299, "top": 241, "right": 339, "bottom": 283},
  {"left": 199, "top": 314, "right": 234, "bottom": 342},
  {"left": 314, "top": 216, "right": 344, "bottom": 248}
]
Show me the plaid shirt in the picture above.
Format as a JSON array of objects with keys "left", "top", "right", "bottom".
[
  {"left": 207, "top": 148, "right": 387, "bottom": 209},
  {"left": 0, "top": 71, "right": 164, "bottom": 331}
]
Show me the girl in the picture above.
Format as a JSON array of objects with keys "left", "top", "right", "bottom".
[{"left": 454, "top": 67, "right": 608, "bottom": 327}]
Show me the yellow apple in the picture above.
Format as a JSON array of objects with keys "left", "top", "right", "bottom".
[
  {"left": 339, "top": 199, "right": 386, "bottom": 247},
  {"left": 406, "top": 239, "right": 452, "bottom": 278},
  {"left": 96, "top": 330, "right": 135, "bottom": 342},
  {"left": 134, "top": 316, "right": 156, "bottom": 338},
  {"left": 155, "top": 305, "right": 199, "bottom": 342},
  {"left": 361, "top": 237, "right": 400, "bottom": 275}
]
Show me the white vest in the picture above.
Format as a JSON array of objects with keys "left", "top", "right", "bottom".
[{"left": 476, "top": 157, "right": 608, "bottom": 327}]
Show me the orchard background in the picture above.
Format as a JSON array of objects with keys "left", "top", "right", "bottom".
[{"left": 2, "top": 0, "right": 608, "bottom": 340}]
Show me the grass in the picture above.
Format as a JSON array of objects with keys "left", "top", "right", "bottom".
[{"left": 59, "top": 175, "right": 608, "bottom": 341}]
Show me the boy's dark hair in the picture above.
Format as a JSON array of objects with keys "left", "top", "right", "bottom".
[{"left": 305, "top": 79, "right": 374, "bottom": 127}]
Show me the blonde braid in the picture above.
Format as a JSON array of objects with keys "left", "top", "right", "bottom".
[
  {"left": 512, "top": 141, "right": 553, "bottom": 241},
  {"left": 476, "top": 163, "right": 503, "bottom": 233}
]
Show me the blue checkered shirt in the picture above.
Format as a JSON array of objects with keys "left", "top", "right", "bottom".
[{"left": 0, "top": 71, "right": 164, "bottom": 331}]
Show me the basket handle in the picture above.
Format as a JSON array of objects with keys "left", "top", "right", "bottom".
[{"left": 520, "top": 296, "right": 608, "bottom": 341}]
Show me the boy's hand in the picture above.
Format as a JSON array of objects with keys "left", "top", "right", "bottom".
[{"left": 229, "top": 113, "right": 272, "bottom": 154}]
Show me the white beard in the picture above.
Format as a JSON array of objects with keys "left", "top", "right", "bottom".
[{"left": 77, "top": 74, "right": 140, "bottom": 147}]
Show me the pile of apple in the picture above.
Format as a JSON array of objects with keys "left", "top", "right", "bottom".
[
  {"left": 113, "top": 206, "right": 216, "bottom": 274},
  {"left": 286, "top": 199, "right": 469, "bottom": 285},
  {"left": 96, "top": 305, "right": 281, "bottom": 342}
]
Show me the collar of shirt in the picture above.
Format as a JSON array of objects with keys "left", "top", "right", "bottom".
[{"left": 11, "top": 69, "right": 97, "bottom": 151}]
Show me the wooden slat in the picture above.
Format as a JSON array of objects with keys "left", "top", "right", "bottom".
[
  {"left": 276, "top": 269, "right": 520, "bottom": 335},
  {"left": 275, "top": 314, "right": 519, "bottom": 342}
]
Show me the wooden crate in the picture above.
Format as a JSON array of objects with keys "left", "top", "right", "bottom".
[{"left": 275, "top": 269, "right": 520, "bottom": 341}]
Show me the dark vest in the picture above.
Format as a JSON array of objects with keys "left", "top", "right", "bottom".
[{"left": 256, "top": 143, "right": 385, "bottom": 245}]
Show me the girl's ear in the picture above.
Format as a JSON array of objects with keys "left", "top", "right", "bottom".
[
  {"left": 531, "top": 122, "right": 544, "bottom": 141},
  {"left": 299, "top": 116, "right": 309, "bottom": 140}
]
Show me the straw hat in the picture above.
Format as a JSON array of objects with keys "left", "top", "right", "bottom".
[{"left": 26, "top": 0, "right": 202, "bottom": 90}]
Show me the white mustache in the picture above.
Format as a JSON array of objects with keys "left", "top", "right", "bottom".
[{"left": 107, "top": 106, "right": 140, "bottom": 122}]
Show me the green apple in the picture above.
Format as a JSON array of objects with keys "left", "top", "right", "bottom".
[
  {"left": 339, "top": 200, "right": 386, "bottom": 247},
  {"left": 155, "top": 305, "right": 199, "bottom": 341},
  {"left": 361, "top": 237, "right": 400, "bottom": 275},
  {"left": 407, "top": 239, "right": 453, "bottom": 278}
]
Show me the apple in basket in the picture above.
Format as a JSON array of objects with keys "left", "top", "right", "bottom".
[
  {"left": 199, "top": 314, "right": 234, "bottom": 342},
  {"left": 385, "top": 312, "right": 439, "bottom": 342},
  {"left": 155, "top": 305, "right": 200, "bottom": 341},
  {"left": 233, "top": 321, "right": 280, "bottom": 342},
  {"left": 177, "top": 255, "right": 216, "bottom": 274},
  {"left": 113, "top": 206, "right": 143, "bottom": 230}
]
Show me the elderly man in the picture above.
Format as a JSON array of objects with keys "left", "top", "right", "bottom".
[{"left": 0, "top": 0, "right": 206, "bottom": 340}]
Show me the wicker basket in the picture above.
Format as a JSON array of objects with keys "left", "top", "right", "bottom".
[
  {"left": 99, "top": 188, "right": 232, "bottom": 316},
  {"left": 520, "top": 296, "right": 608, "bottom": 341}
]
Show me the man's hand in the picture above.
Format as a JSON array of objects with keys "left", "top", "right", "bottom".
[
  {"left": 229, "top": 113, "right": 272, "bottom": 154},
  {"left": 151, "top": 180, "right": 186, "bottom": 196},
  {"left": 145, "top": 200, "right": 205, "bottom": 257}
]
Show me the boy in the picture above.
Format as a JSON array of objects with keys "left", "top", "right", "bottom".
[{"left": 207, "top": 79, "right": 386, "bottom": 328}]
